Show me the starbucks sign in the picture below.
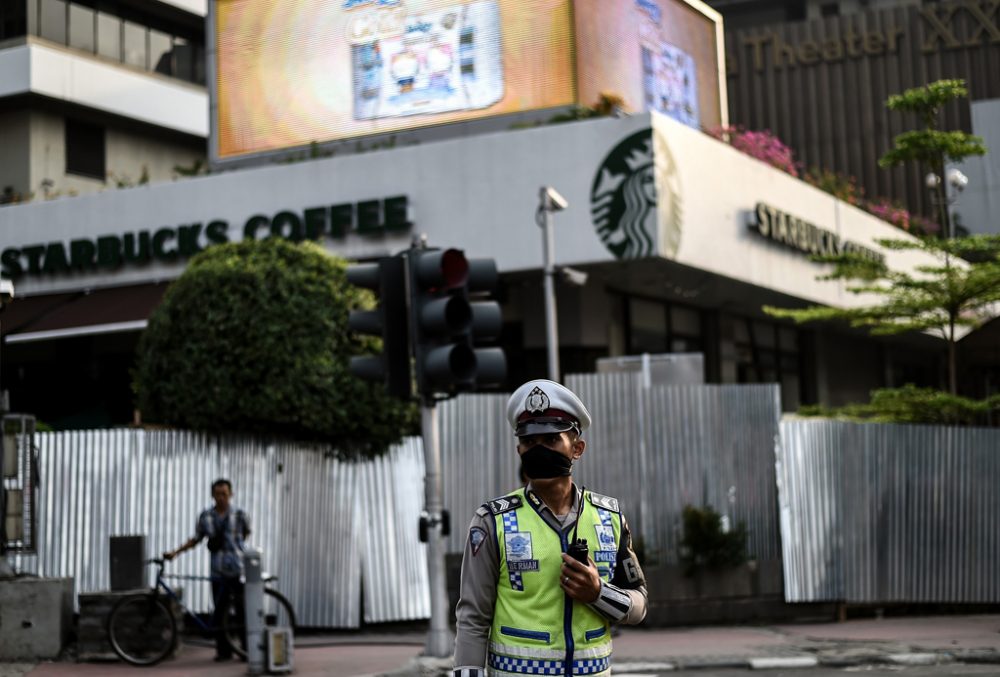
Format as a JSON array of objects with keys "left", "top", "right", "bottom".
[{"left": 590, "top": 128, "right": 682, "bottom": 260}]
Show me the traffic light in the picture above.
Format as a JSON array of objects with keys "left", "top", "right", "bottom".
[
  {"left": 407, "top": 248, "right": 506, "bottom": 400},
  {"left": 346, "top": 256, "right": 411, "bottom": 400}
]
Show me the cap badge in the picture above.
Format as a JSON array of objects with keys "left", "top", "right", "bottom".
[{"left": 525, "top": 386, "right": 550, "bottom": 414}]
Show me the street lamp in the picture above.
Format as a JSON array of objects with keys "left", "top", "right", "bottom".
[
  {"left": 537, "top": 187, "right": 568, "bottom": 381},
  {"left": 925, "top": 168, "right": 969, "bottom": 239}
]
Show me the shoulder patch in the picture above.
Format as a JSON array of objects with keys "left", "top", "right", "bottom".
[
  {"left": 486, "top": 495, "right": 523, "bottom": 515},
  {"left": 589, "top": 491, "right": 620, "bottom": 513}
]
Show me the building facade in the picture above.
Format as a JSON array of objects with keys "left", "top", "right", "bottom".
[{"left": 0, "top": 0, "right": 955, "bottom": 429}]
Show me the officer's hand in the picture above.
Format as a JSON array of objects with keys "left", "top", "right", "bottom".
[{"left": 560, "top": 553, "right": 601, "bottom": 603}]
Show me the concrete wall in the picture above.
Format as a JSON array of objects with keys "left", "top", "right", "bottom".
[
  {"left": 26, "top": 109, "right": 204, "bottom": 201},
  {"left": 955, "top": 99, "right": 1000, "bottom": 237},
  {"left": 0, "top": 110, "right": 31, "bottom": 199}
]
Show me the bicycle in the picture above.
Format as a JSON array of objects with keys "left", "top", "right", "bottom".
[{"left": 106, "top": 558, "right": 296, "bottom": 666}]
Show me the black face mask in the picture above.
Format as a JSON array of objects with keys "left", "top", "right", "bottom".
[{"left": 520, "top": 445, "right": 573, "bottom": 480}]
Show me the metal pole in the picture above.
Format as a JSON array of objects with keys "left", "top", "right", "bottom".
[
  {"left": 422, "top": 403, "right": 453, "bottom": 658},
  {"left": 541, "top": 198, "right": 560, "bottom": 382},
  {"left": 244, "top": 547, "right": 265, "bottom": 675}
]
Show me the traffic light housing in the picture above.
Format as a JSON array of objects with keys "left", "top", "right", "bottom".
[
  {"left": 346, "top": 256, "right": 411, "bottom": 400},
  {"left": 408, "top": 248, "right": 506, "bottom": 401}
]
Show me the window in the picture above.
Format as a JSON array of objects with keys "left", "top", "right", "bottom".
[
  {"left": 96, "top": 11, "right": 121, "bottom": 60},
  {"left": 728, "top": 316, "right": 801, "bottom": 410},
  {"left": 39, "top": 0, "right": 67, "bottom": 44},
  {"left": 1, "top": 2, "right": 28, "bottom": 39},
  {"left": 625, "top": 297, "right": 704, "bottom": 356},
  {"left": 68, "top": 2, "right": 95, "bottom": 52},
  {"left": 628, "top": 298, "right": 667, "bottom": 354},
  {"left": 65, "top": 119, "right": 106, "bottom": 180},
  {"left": 149, "top": 29, "right": 172, "bottom": 75},
  {"left": 123, "top": 20, "right": 147, "bottom": 69}
]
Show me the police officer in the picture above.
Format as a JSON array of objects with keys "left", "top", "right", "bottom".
[{"left": 453, "top": 380, "right": 647, "bottom": 677}]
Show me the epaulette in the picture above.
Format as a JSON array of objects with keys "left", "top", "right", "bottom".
[
  {"left": 475, "top": 506, "right": 490, "bottom": 518},
  {"left": 588, "top": 491, "right": 620, "bottom": 513},
  {"left": 484, "top": 494, "right": 523, "bottom": 515}
]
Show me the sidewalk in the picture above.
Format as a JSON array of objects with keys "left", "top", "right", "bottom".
[{"left": 4, "top": 614, "right": 1000, "bottom": 676}]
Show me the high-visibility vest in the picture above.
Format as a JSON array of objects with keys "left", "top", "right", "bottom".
[{"left": 487, "top": 487, "right": 622, "bottom": 676}]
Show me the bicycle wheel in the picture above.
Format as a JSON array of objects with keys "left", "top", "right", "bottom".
[
  {"left": 107, "top": 594, "right": 177, "bottom": 666},
  {"left": 221, "top": 588, "right": 297, "bottom": 660}
]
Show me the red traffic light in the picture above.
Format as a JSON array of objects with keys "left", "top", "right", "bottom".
[{"left": 414, "top": 248, "right": 469, "bottom": 291}]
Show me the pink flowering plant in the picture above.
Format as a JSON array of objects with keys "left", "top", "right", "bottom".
[
  {"left": 713, "top": 127, "right": 943, "bottom": 236},
  {"left": 709, "top": 126, "right": 799, "bottom": 177}
]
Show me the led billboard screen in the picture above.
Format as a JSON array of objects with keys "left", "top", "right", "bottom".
[
  {"left": 213, "top": 0, "right": 576, "bottom": 161},
  {"left": 575, "top": 0, "right": 724, "bottom": 131}
]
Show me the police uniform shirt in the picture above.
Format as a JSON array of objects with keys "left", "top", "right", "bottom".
[{"left": 453, "top": 483, "right": 648, "bottom": 669}]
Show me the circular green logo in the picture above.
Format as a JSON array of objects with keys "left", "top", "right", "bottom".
[{"left": 590, "top": 128, "right": 682, "bottom": 259}]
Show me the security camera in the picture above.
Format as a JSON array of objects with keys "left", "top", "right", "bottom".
[
  {"left": 559, "top": 266, "right": 588, "bottom": 287},
  {"left": 540, "top": 186, "right": 569, "bottom": 212},
  {"left": 0, "top": 279, "right": 13, "bottom": 305},
  {"left": 946, "top": 168, "right": 969, "bottom": 192}
]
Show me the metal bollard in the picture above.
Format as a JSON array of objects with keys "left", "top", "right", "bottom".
[{"left": 243, "top": 547, "right": 265, "bottom": 676}]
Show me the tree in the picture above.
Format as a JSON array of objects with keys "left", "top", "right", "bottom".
[
  {"left": 133, "top": 238, "right": 417, "bottom": 458},
  {"left": 765, "top": 234, "right": 1000, "bottom": 395},
  {"left": 765, "top": 80, "right": 996, "bottom": 396},
  {"left": 878, "top": 79, "right": 986, "bottom": 237}
]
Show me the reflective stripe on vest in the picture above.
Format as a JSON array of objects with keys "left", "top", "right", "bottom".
[{"left": 489, "top": 487, "right": 621, "bottom": 676}]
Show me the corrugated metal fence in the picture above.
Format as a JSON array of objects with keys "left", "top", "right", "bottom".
[
  {"left": 19, "top": 382, "right": 998, "bottom": 622},
  {"left": 440, "top": 378, "right": 783, "bottom": 566},
  {"left": 9, "top": 378, "right": 784, "bottom": 628},
  {"left": 779, "top": 420, "right": 1000, "bottom": 603},
  {"left": 12, "top": 430, "right": 430, "bottom": 628}
]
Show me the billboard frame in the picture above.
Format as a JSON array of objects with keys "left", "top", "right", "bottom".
[{"left": 206, "top": 0, "right": 728, "bottom": 170}]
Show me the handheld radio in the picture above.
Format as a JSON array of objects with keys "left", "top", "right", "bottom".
[{"left": 566, "top": 486, "right": 589, "bottom": 564}]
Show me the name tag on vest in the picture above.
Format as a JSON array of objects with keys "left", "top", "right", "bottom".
[{"left": 509, "top": 560, "right": 540, "bottom": 572}]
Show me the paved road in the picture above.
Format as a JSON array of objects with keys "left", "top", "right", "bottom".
[{"left": 653, "top": 668, "right": 1000, "bottom": 676}]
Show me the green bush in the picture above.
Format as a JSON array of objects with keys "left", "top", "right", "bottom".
[
  {"left": 679, "top": 504, "right": 748, "bottom": 576},
  {"left": 796, "top": 385, "right": 1000, "bottom": 426},
  {"left": 133, "top": 239, "right": 417, "bottom": 458}
]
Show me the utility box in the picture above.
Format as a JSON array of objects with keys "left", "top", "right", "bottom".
[
  {"left": 266, "top": 627, "right": 294, "bottom": 673},
  {"left": 109, "top": 535, "right": 146, "bottom": 591}
]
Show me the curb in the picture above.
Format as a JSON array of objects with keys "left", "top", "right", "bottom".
[{"left": 379, "top": 648, "right": 1000, "bottom": 675}]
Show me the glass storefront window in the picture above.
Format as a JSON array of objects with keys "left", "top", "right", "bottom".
[
  {"left": 96, "top": 11, "right": 121, "bottom": 61},
  {"left": 779, "top": 327, "right": 798, "bottom": 351},
  {"left": 671, "top": 306, "right": 701, "bottom": 336},
  {"left": 753, "top": 321, "right": 776, "bottom": 348},
  {"left": 149, "top": 29, "right": 172, "bottom": 75},
  {"left": 39, "top": 0, "right": 67, "bottom": 44},
  {"left": 629, "top": 298, "right": 667, "bottom": 353},
  {"left": 123, "top": 20, "right": 146, "bottom": 69},
  {"left": 68, "top": 2, "right": 95, "bottom": 53}
]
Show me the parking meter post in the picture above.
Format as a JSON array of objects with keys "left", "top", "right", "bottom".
[{"left": 244, "top": 548, "right": 265, "bottom": 676}]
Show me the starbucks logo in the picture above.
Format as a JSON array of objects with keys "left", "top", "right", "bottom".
[{"left": 591, "top": 128, "right": 682, "bottom": 259}]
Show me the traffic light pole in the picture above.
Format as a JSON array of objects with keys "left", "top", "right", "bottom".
[{"left": 421, "top": 401, "right": 454, "bottom": 658}]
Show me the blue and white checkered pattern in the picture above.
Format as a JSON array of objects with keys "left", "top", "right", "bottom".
[
  {"left": 597, "top": 509, "right": 613, "bottom": 528},
  {"left": 487, "top": 654, "right": 610, "bottom": 675},
  {"left": 502, "top": 511, "right": 524, "bottom": 591}
]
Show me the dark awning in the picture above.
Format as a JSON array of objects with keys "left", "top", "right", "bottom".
[{"left": 1, "top": 283, "right": 169, "bottom": 344}]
